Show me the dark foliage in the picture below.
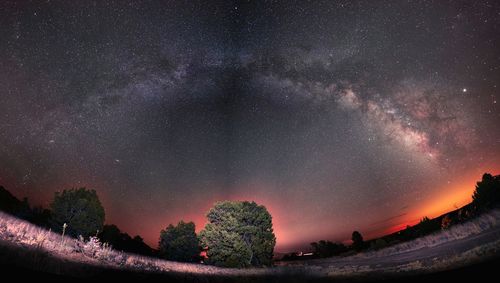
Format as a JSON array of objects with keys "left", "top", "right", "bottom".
[
  {"left": 441, "top": 214, "right": 453, "bottom": 230},
  {"left": 199, "top": 201, "right": 276, "bottom": 268},
  {"left": 281, "top": 253, "right": 300, "bottom": 261},
  {"left": 98, "top": 224, "right": 154, "bottom": 256},
  {"left": 2, "top": 172, "right": 500, "bottom": 264},
  {"left": 310, "top": 240, "right": 347, "bottom": 258},
  {"left": 351, "top": 231, "right": 365, "bottom": 251},
  {"left": 158, "top": 221, "right": 200, "bottom": 262},
  {"left": 472, "top": 173, "right": 500, "bottom": 211},
  {"left": 415, "top": 216, "right": 441, "bottom": 236},
  {"left": 1, "top": 186, "right": 152, "bottom": 255},
  {"left": 0, "top": 186, "right": 50, "bottom": 227},
  {"left": 29, "top": 206, "right": 52, "bottom": 228},
  {"left": 50, "top": 188, "right": 105, "bottom": 238},
  {"left": 0, "top": 186, "right": 31, "bottom": 218}
]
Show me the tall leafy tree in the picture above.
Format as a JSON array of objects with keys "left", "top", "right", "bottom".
[
  {"left": 472, "top": 173, "right": 500, "bottom": 210},
  {"left": 50, "top": 187, "right": 105, "bottom": 238},
  {"left": 199, "top": 201, "right": 276, "bottom": 268},
  {"left": 159, "top": 221, "right": 199, "bottom": 262}
]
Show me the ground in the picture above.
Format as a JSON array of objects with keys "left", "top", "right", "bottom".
[{"left": 1, "top": 210, "right": 500, "bottom": 282}]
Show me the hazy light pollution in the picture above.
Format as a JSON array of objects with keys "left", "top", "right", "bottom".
[{"left": 0, "top": 1, "right": 499, "bottom": 251}]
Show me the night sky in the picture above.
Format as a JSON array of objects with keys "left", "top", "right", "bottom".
[{"left": 1, "top": 0, "right": 499, "bottom": 252}]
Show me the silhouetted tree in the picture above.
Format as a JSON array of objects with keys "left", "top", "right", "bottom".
[
  {"left": 351, "top": 231, "right": 364, "bottom": 251},
  {"left": 99, "top": 224, "right": 153, "bottom": 256},
  {"left": 50, "top": 188, "right": 105, "bottom": 238},
  {"left": 199, "top": 201, "right": 276, "bottom": 267},
  {"left": 472, "top": 173, "right": 500, "bottom": 210},
  {"left": 0, "top": 186, "right": 52, "bottom": 227},
  {"left": 415, "top": 216, "right": 440, "bottom": 236},
  {"left": 0, "top": 186, "right": 30, "bottom": 218},
  {"left": 99, "top": 224, "right": 122, "bottom": 244},
  {"left": 30, "top": 206, "right": 51, "bottom": 227},
  {"left": 159, "top": 221, "right": 199, "bottom": 262},
  {"left": 128, "top": 235, "right": 153, "bottom": 256}
]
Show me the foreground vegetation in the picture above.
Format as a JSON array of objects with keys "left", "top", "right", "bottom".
[
  {"left": 1, "top": 172, "right": 499, "bottom": 268},
  {"left": 1, "top": 209, "right": 500, "bottom": 281},
  {"left": 0, "top": 186, "right": 277, "bottom": 267}
]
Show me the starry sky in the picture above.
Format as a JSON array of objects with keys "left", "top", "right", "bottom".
[{"left": 1, "top": 0, "right": 499, "bottom": 252}]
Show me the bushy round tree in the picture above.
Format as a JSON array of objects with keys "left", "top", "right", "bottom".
[
  {"left": 50, "top": 187, "right": 105, "bottom": 238},
  {"left": 199, "top": 201, "right": 276, "bottom": 268},
  {"left": 351, "top": 231, "right": 364, "bottom": 251},
  {"left": 159, "top": 221, "right": 200, "bottom": 262}
]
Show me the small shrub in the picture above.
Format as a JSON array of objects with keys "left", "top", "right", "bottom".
[
  {"left": 441, "top": 215, "right": 453, "bottom": 230},
  {"left": 83, "top": 236, "right": 102, "bottom": 258},
  {"left": 95, "top": 242, "right": 113, "bottom": 261},
  {"left": 110, "top": 252, "right": 128, "bottom": 266}
]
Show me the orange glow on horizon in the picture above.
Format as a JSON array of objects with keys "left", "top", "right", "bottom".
[
  {"left": 379, "top": 170, "right": 500, "bottom": 237},
  {"left": 365, "top": 171, "right": 500, "bottom": 239},
  {"left": 111, "top": 169, "right": 500, "bottom": 252},
  {"left": 4, "top": 168, "right": 499, "bottom": 253},
  {"left": 413, "top": 171, "right": 492, "bottom": 221},
  {"left": 108, "top": 185, "right": 294, "bottom": 251}
]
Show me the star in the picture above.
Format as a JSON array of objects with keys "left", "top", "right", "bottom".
[{"left": 0, "top": 0, "right": 499, "bottom": 252}]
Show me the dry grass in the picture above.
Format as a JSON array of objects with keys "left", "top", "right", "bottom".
[
  {"left": 1, "top": 209, "right": 500, "bottom": 280},
  {"left": 0, "top": 211, "right": 273, "bottom": 276}
]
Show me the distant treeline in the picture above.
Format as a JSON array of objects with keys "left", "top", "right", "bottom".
[
  {"left": 282, "top": 173, "right": 500, "bottom": 261},
  {"left": 2, "top": 172, "right": 499, "bottom": 263}
]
